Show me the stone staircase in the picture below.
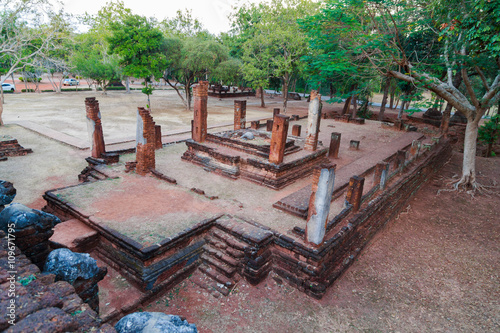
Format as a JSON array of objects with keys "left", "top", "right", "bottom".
[
  {"left": 192, "top": 229, "right": 245, "bottom": 297},
  {"left": 191, "top": 216, "right": 274, "bottom": 297}
]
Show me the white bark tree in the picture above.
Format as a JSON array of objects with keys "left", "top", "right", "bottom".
[{"left": 0, "top": 0, "right": 67, "bottom": 124}]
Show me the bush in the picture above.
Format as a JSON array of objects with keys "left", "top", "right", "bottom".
[
  {"left": 21, "top": 89, "right": 35, "bottom": 92},
  {"left": 42, "top": 89, "right": 55, "bottom": 92},
  {"left": 478, "top": 114, "right": 500, "bottom": 157}
]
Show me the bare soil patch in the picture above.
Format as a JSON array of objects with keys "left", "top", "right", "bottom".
[{"left": 140, "top": 152, "right": 500, "bottom": 333}]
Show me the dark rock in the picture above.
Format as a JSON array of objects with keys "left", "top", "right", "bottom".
[
  {"left": 0, "top": 180, "right": 16, "bottom": 206},
  {"left": 115, "top": 312, "right": 197, "bottom": 333},
  {"left": 0, "top": 203, "right": 60, "bottom": 232},
  {"left": 422, "top": 107, "right": 442, "bottom": 120},
  {"left": 43, "top": 248, "right": 101, "bottom": 284},
  {"left": 450, "top": 111, "right": 468, "bottom": 124}
]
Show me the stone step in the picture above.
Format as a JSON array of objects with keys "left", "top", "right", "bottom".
[
  {"left": 198, "top": 263, "right": 237, "bottom": 288},
  {"left": 203, "top": 244, "right": 240, "bottom": 267},
  {"left": 201, "top": 253, "right": 237, "bottom": 278},
  {"left": 212, "top": 229, "right": 248, "bottom": 251},
  {"left": 49, "top": 219, "right": 98, "bottom": 252},
  {"left": 190, "top": 270, "right": 231, "bottom": 297},
  {"left": 89, "top": 169, "right": 107, "bottom": 180}
]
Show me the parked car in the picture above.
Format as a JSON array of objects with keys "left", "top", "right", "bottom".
[
  {"left": 1, "top": 83, "right": 15, "bottom": 92},
  {"left": 63, "top": 78, "right": 79, "bottom": 86}
]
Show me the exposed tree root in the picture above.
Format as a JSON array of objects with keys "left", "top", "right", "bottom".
[{"left": 437, "top": 174, "right": 500, "bottom": 198}]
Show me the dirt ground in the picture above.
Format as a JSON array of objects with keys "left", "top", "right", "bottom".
[
  {"left": 1, "top": 90, "right": 499, "bottom": 332},
  {"left": 140, "top": 152, "right": 500, "bottom": 333}
]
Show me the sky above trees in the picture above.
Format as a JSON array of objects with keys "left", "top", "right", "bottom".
[{"left": 50, "top": 0, "right": 267, "bottom": 34}]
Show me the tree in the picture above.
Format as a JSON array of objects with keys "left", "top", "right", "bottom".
[
  {"left": 211, "top": 58, "right": 243, "bottom": 87},
  {"left": 0, "top": 0, "right": 67, "bottom": 124},
  {"left": 163, "top": 37, "right": 228, "bottom": 110},
  {"left": 303, "top": 0, "right": 500, "bottom": 190},
  {"left": 478, "top": 115, "right": 500, "bottom": 158},
  {"left": 72, "top": 32, "right": 121, "bottom": 94},
  {"left": 108, "top": 14, "right": 168, "bottom": 108},
  {"left": 238, "top": 0, "right": 318, "bottom": 113},
  {"left": 82, "top": 0, "right": 132, "bottom": 92}
]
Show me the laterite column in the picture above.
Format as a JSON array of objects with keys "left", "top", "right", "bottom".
[
  {"left": 304, "top": 90, "right": 322, "bottom": 151},
  {"left": 306, "top": 164, "right": 336, "bottom": 245},
  {"left": 85, "top": 97, "right": 106, "bottom": 158},
  {"left": 346, "top": 176, "right": 364, "bottom": 212},
  {"left": 192, "top": 81, "right": 209, "bottom": 143},
  {"left": 328, "top": 132, "right": 341, "bottom": 158},
  {"left": 269, "top": 114, "right": 289, "bottom": 164},
  {"left": 234, "top": 100, "right": 247, "bottom": 130}
]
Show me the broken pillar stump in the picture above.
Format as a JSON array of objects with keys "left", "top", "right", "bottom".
[
  {"left": 234, "top": 100, "right": 247, "bottom": 130},
  {"left": 192, "top": 81, "right": 209, "bottom": 143},
  {"left": 266, "top": 119, "right": 274, "bottom": 131},
  {"left": 136, "top": 142, "right": 155, "bottom": 175},
  {"left": 85, "top": 97, "right": 106, "bottom": 159},
  {"left": 292, "top": 124, "right": 302, "bottom": 137},
  {"left": 304, "top": 90, "right": 322, "bottom": 151},
  {"left": 346, "top": 176, "right": 365, "bottom": 212},
  {"left": 251, "top": 121, "right": 260, "bottom": 130},
  {"left": 306, "top": 164, "right": 336, "bottom": 245},
  {"left": 349, "top": 140, "right": 360, "bottom": 150},
  {"left": 155, "top": 125, "right": 162, "bottom": 149},
  {"left": 395, "top": 150, "right": 407, "bottom": 171},
  {"left": 44, "top": 248, "right": 107, "bottom": 314},
  {"left": 269, "top": 114, "right": 290, "bottom": 164},
  {"left": 373, "top": 162, "right": 390, "bottom": 190},
  {"left": 328, "top": 132, "right": 341, "bottom": 158}
]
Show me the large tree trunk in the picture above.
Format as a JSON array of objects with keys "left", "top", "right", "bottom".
[
  {"left": 125, "top": 76, "right": 130, "bottom": 94},
  {"left": 389, "top": 83, "right": 396, "bottom": 109},
  {"left": 379, "top": 77, "right": 391, "bottom": 120},
  {"left": 456, "top": 118, "right": 480, "bottom": 189},
  {"left": 351, "top": 94, "right": 357, "bottom": 118},
  {"left": 185, "top": 85, "right": 192, "bottom": 110},
  {"left": 440, "top": 103, "right": 452, "bottom": 136},
  {"left": 282, "top": 75, "right": 289, "bottom": 114},
  {"left": 341, "top": 96, "right": 352, "bottom": 115},
  {"left": 259, "top": 86, "right": 265, "bottom": 108}
]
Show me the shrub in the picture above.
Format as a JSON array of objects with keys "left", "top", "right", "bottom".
[{"left": 478, "top": 114, "right": 500, "bottom": 157}]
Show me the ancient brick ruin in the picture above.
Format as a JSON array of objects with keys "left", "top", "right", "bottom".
[
  {"left": 3, "top": 85, "right": 454, "bottom": 330},
  {"left": 0, "top": 135, "right": 33, "bottom": 161}
]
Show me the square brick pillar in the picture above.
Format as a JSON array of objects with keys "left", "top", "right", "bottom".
[
  {"left": 136, "top": 142, "right": 155, "bottom": 175},
  {"left": 251, "top": 121, "right": 260, "bottom": 130},
  {"left": 266, "top": 119, "right": 273, "bottom": 131},
  {"left": 306, "top": 163, "right": 336, "bottom": 245},
  {"left": 304, "top": 90, "right": 322, "bottom": 151},
  {"left": 346, "top": 175, "right": 364, "bottom": 212},
  {"left": 155, "top": 125, "right": 162, "bottom": 149},
  {"left": 395, "top": 150, "right": 407, "bottom": 171},
  {"left": 373, "top": 162, "right": 390, "bottom": 189},
  {"left": 192, "top": 81, "right": 209, "bottom": 143},
  {"left": 292, "top": 124, "right": 301, "bottom": 136},
  {"left": 269, "top": 114, "right": 289, "bottom": 164},
  {"left": 328, "top": 132, "right": 341, "bottom": 158},
  {"left": 234, "top": 100, "right": 247, "bottom": 130},
  {"left": 136, "top": 107, "right": 156, "bottom": 148},
  {"left": 85, "top": 97, "right": 106, "bottom": 158}
]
